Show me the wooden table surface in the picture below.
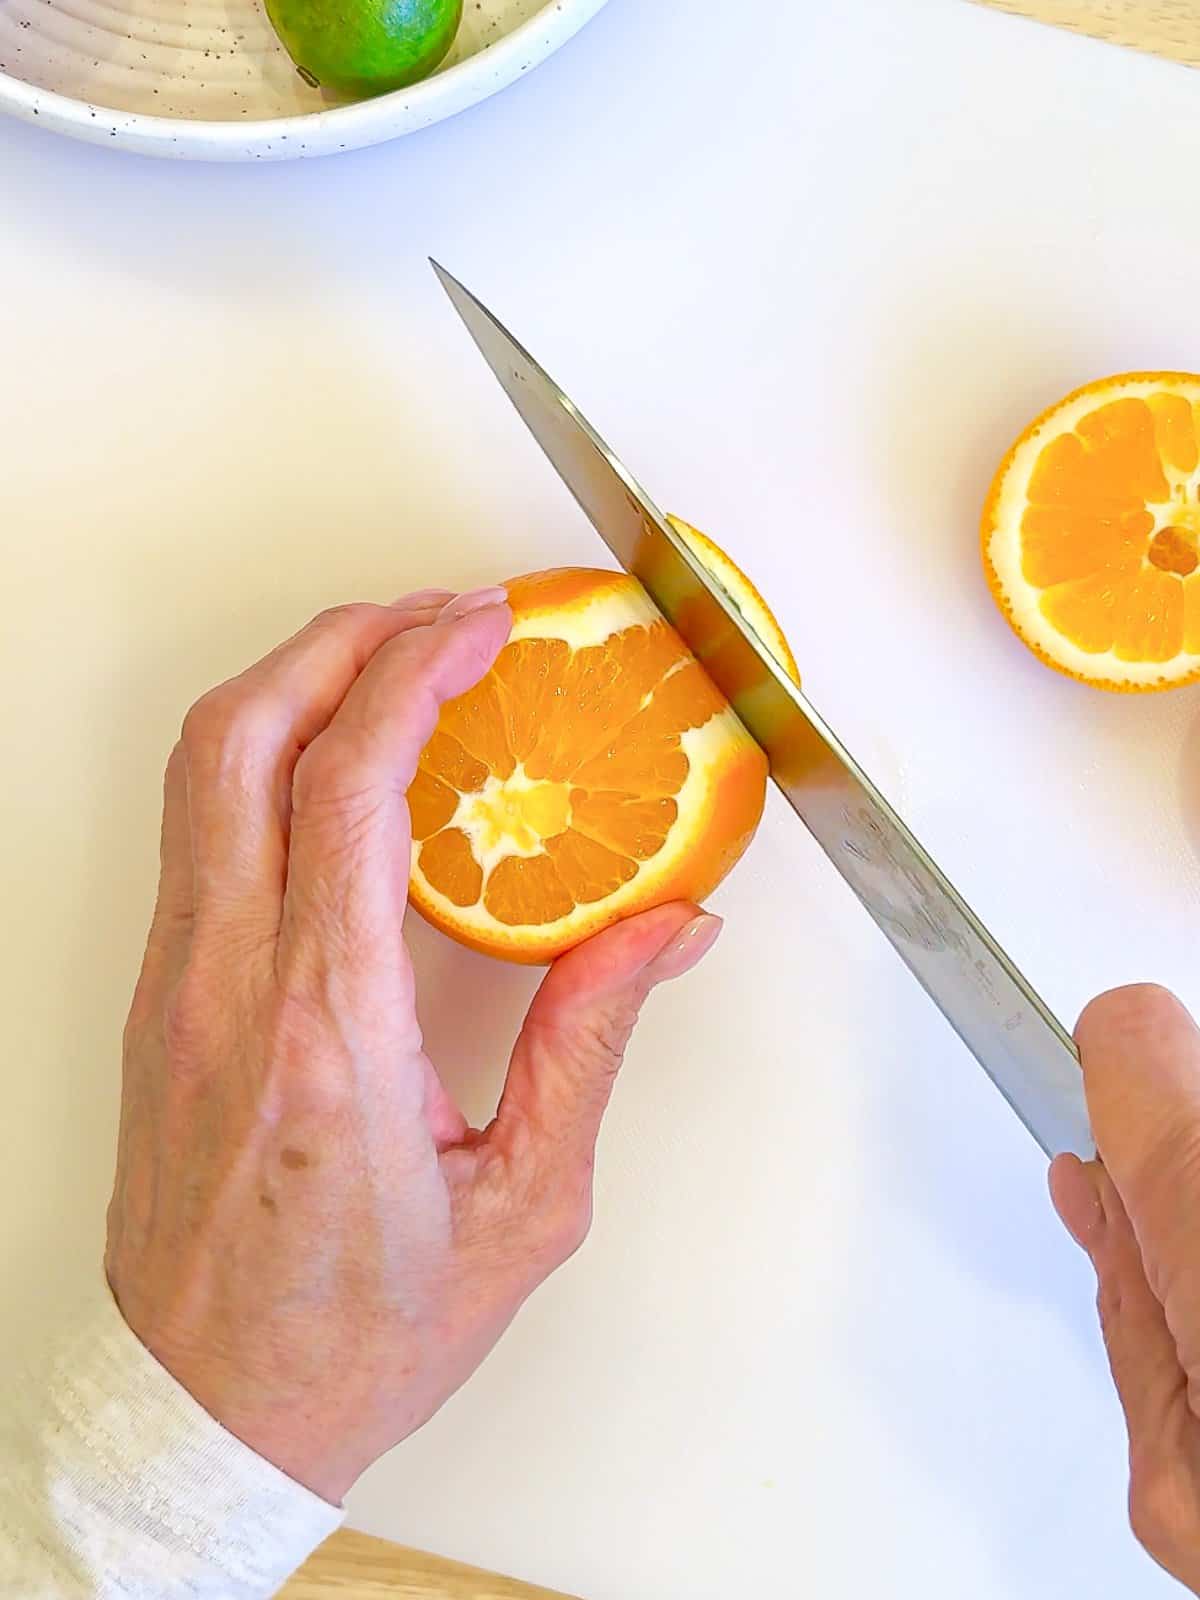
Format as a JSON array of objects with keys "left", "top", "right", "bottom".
[
  {"left": 270, "top": 4, "right": 1189, "bottom": 1596},
  {"left": 279, "top": 1532, "right": 579, "bottom": 1599},
  {"left": 974, "top": 0, "right": 1200, "bottom": 65}
]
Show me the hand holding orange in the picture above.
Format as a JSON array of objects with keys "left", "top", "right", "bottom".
[{"left": 409, "top": 519, "right": 797, "bottom": 964}]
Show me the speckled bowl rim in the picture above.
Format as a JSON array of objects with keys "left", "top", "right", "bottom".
[{"left": 0, "top": 0, "right": 611, "bottom": 160}]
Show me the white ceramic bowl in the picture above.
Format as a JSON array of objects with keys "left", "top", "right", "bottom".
[{"left": 0, "top": 0, "right": 608, "bottom": 159}]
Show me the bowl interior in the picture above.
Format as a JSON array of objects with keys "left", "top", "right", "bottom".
[{"left": 0, "top": 0, "right": 549, "bottom": 121}]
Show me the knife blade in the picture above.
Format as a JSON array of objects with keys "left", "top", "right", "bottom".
[{"left": 432, "top": 260, "right": 1093, "bottom": 1161}]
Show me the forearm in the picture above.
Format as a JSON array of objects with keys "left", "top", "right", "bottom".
[{"left": 0, "top": 1278, "right": 342, "bottom": 1598}]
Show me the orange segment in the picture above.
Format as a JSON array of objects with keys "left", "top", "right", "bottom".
[
  {"left": 485, "top": 854, "right": 574, "bottom": 928},
  {"left": 410, "top": 769, "right": 459, "bottom": 841},
  {"left": 1148, "top": 392, "right": 1198, "bottom": 475},
  {"left": 982, "top": 373, "right": 1200, "bottom": 691},
  {"left": 419, "top": 829, "right": 483, "bottom": 908},
  {"left": 419, "top": 730, "right": 489, "bottom": 793},
  {"left": 570, "top": 790, "right": 678, "bottom": 861},
  {"left": 441, "top": 675, "right": 515, "bottom": 780},
  {"left": 546, "top": 829, "right": 639, "bottom": 904},
  {"left": 1038, "top": 574, "right": 1118, "bottom": 656},
  {"left": 408, "top": 526, "right": 799, "bottom": 964},
  {"left": 491, "top": 637, "right": 570, "bottom": 766},
  {"left": 1073, "top": 399, "right": 1168, "bottom": 505}
]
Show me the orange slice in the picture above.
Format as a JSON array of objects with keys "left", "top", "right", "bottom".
[
  {"left": 669, "top": 518, "right": 800, "bottom": 687},
  {"left": 408, "top": 518, "right": 798, "bottom": 964},
  {"left": 983, "top": 372, "right": 1200, "bottom": 691}
]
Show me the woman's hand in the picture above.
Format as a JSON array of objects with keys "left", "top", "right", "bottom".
[
  {"left": 106, "top": 589, "right": 721, "bottom": 1505},
  {"left": 1052, "top": 986, "right": 1200, "bottom": 1593}
]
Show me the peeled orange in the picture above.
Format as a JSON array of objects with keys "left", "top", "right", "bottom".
[
  {"left": 408, "top": 518, "right": 797, "bottom": 963},
  {"left": 983, "top": 372, "right": 1200, "bottom": 691}
]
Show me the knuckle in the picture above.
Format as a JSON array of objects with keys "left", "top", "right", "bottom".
[
  {"left": 181, "top": 683, "right": 276, "bottom": 755},
  {"left": 551, "top": 1197, "right": 594, "bottom": 1264},
  {"left": 309, "top": 601, "right": 379, "bottom": 634},
  {"left": 293, "top": 732, "right": 356, "bottom": 801},
  {"left": 292, "top": 730, "right": 388, "bottom": 825},
  {"left": 497, "top": 1138, "right": 595, "bottom": 1271},
  {"left": 291, "top": 739, "right": 340, "bottom": 809},
  {"left": 180, "top": 686, "right": 238, "bottom": 749},
  {"left": 532, "top": 1186, "right": 594, "bottom": 1268},
  {"left": 562, "top": 1195, "right": 594, "bottom": 1257},
  {"left": 563, "top": 1001, "right": 639, "bottom": 1082},
  {"left": 528, "top": 998, "right": 640, "bottom": 1088}
]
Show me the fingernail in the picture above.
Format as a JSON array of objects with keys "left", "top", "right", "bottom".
[
  {"left": 391, "top": 588, "right": 455, "bottom": 609},
  {"left": 645, "top": 913, "right": 723, "bottom": 984},
  {"left": 1049, "top": 1154, "right": 1106, "bottom": 1252},
  {"left": 439, "top": 586, "right": 510, "bottom": 622}
]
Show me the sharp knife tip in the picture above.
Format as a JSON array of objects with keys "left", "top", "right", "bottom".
[{"left": 429, "top": 258, "right": 464, "bottom": 296}]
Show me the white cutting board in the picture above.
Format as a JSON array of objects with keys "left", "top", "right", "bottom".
[{"left": 0, "top": 2, "right": 1194, "bottom": 1596}]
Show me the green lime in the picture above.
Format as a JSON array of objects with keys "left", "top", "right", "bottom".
[{"left": 268, "top": 0, "right": 463, "bottom": 99}]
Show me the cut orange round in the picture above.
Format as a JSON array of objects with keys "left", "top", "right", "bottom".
[
  {"left": 983, "top": 372, "right": 1200, "bottom": 692},
  {"left": 408, "top": 518, "right": 798, "bottom": 964}
]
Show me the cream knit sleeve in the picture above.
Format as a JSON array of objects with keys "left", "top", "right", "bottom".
[{"left": 0, "top": 1277, "right": 343, "bottom": 1597}]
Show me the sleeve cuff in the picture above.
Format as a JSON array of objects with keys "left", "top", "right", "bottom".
[{"left": 1, "top": 1275, "right": 343, "bottom": 1598}]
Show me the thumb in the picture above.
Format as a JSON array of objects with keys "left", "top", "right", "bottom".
[
  {"left": 1050, "top": 1155, "right": 1184, "bottom": 1446},
  {"left": 1050, "top": 1151, "right": 1200, "bottom": 1587},
  {"left": 493, "top": 903, "right": 723, "bottom": 1190},
  {"left": 1075, "top": 985, "right": 1200, "bottom": 1379}
]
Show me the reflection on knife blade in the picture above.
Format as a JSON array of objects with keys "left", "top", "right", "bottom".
[{"left": 431, "top": 259, "right": 1094, "bottom": 1162}]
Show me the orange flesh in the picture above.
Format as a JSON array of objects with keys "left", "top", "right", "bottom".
[
  {"left": 1022, "top": 394, "right": 1200, "bottom": 661},
  {"left": 410, "top": 601, "right": 742, "bottom": 930}
]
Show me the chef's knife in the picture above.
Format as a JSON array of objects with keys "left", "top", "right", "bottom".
[{"left": 432, "top": 261, "right": 1093, "bottom": 1161}]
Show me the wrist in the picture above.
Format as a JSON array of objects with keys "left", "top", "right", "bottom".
[{"left": 5, "top": 1277, "right": 343, "bottom": 1595}]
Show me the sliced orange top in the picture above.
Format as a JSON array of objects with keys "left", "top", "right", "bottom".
[
  {"left": 408, "top": 521, "right": 798, "bottom": 964},
  {"left": 983, "top": 372, "right": 1200, "bottom": 691}
]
